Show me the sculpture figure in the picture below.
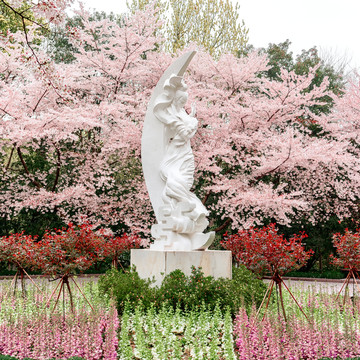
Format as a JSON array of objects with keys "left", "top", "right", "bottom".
[{"left": 142, "top": 52, "right": 214, "bottom": 251}]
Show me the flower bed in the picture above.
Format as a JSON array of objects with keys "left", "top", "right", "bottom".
[
  {"left": 0, "top": 281, "right": 118, "bottom": 360},
  {"left": 234, "top": 288, "right": 360, "bottom": 359},
  {"left": 0, "top": 279, "right": 237, "bottom": 359},
  {"left": 1, "top": 275, "right": 360, "bottom": 359}
]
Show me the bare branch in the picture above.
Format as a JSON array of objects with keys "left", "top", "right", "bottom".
[
  {"left": 255, "top": 143, "right": 292, "bottom": 180},
  {"left": 16, "top": 147, "right": 42, "bottom": 189},
  {"left": 201, "top": 190, "right": 212, "bottom": 205},
  {"left": 33, "top": 89, "right": 48, "bottom": 113},
  {"left": 214, "top": 218, "right": 232, "bottom": 233},
  {"left": 4, "top": 144, "right": 16, "bottom": 172},
  {"left": 267, "top": 108, "right": 280, "bottom": 122},
  {"left": 51, "top": 145, "right": 61, "bottom": 192}
]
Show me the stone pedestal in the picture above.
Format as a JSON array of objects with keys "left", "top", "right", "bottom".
[{"left": 131, "top": 249, "right": 232, "bottom": 286}]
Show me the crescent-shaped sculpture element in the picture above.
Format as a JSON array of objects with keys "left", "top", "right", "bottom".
[
  {"left": 142, "top": 51, "right": 196, "bottom": 221},
  {"left": 142, "top": 51, "right": 214, "bottom": 251}
]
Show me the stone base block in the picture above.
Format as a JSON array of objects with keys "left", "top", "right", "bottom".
[{"left": 131, "top": 249, "right": 232, "bottom": 286}]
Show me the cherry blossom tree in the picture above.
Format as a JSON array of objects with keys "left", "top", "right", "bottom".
[
  {"left": 0, "top": 1, "right": 359, "bottom": 239},
  {"left": 0, "top": 1, "right": 167, "bottom": 237},
  {"left": 187, "top": 53, "right": 359, "bottom": 231},
  {"left": 328, "top": 72, "right": 360, "bottom": 224}
]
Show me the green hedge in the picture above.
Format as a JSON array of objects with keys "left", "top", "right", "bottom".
[
  {"left": 98, "top": 265, "right": 267, "bottom": 316},
  {"left": 286, "top": 269, "right": 346, "bottom": 279}
]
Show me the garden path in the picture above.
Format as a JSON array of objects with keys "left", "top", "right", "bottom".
[
  {"left": 0, "top": 274, "right": 357, "bottom": 297},
  {"left": 263, "top": 276, "right": 358, "bottom": 297}
]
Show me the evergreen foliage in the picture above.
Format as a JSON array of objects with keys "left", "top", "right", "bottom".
[{"left": 98, "top": 265, "right": 267, "bottom": 315}]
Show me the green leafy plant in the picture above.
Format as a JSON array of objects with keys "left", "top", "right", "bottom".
[
  {"left": 285, "top": 269, "right": 345, "bottom": 279},
  {"left": 99, "top": 265, "right": 267, "bottom": 315},
  {"left": 223, "top": 265, "right": 267, "bottom": 315},
  {"left": 156, "top": 269, "right": 189, "bottom": 309},
  {"left": 0, "top": 355, "right": 18, "bottom": 360},
  {"left": 186, "top": 266, "right": 228, "bottom": 309},
  {"left": 157, "top": 266, "right": 230, "bottom": 311},
  {"left": 98, "top": 266, "right": 156, "bottom": 314}
]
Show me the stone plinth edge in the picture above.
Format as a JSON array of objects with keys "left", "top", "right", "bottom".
[{"left": 131, "top": 249, "right": 232, "bottom": 286}]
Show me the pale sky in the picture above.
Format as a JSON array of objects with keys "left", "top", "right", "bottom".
[{"left": 77, "top": 0, "right": 360, "bottom": 72}]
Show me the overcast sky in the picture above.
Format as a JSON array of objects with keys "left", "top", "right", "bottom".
[{"left": 78, "top": 0, "right": 360, "bottom": 72}]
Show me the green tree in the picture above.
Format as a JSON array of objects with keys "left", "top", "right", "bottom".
[
  {"left": 262, "top": 40, "right": 345, "bottom": 114},
  {"left": 261, "top": 40, "right": 294, "bottom": 81},
  {"left": 127, "top": 0, "right": 248, "bottom": 57},
  {"left": 0, "top": 0, "right": 47, "bottom": 35},
  {"left": 0, "top": 0, "right": 29, "bottom": 35}
]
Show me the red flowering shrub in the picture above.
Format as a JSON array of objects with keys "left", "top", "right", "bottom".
[
  {"left": 102, "top": 233, "right": 142, "bottom": 269},
  {"left": 0, "top": 233, "right": 42, "bottom": 294},
  {"left": 0, "top": 232, "right": 40, "bottom": 272},
  {"left": 330, "top": 228, "right": 360, "bottom": 271},
  {"left": 38, "top": 223, "right": 107, "bottom": 276},
  {"left": 221, "top": 223, "right": 313, "bottom": 277}
]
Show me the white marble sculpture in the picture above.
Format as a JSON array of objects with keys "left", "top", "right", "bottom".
[{"left": 142, "top": 51, "right": 215, "bottom": 251}]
